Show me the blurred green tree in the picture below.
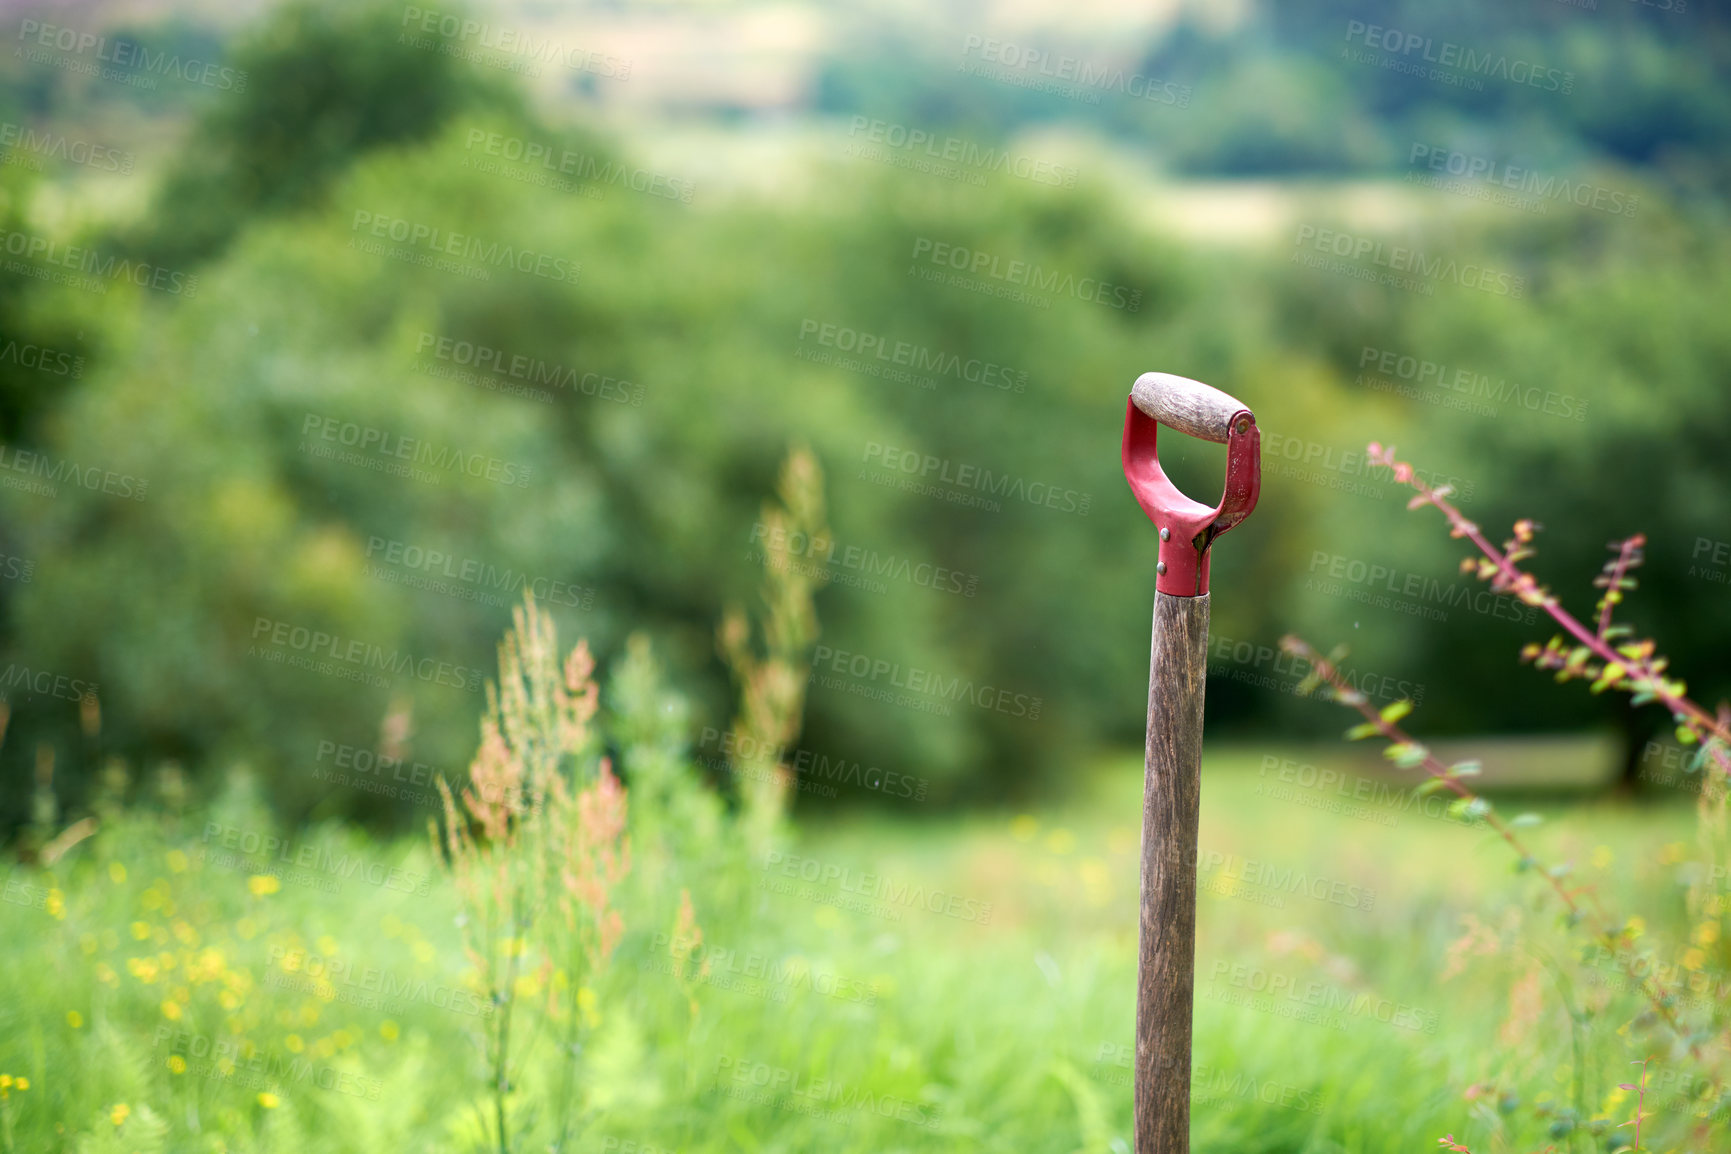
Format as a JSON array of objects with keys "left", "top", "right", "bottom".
[{"left": 123, "top": 0, "right": 523, "bottom": 270}]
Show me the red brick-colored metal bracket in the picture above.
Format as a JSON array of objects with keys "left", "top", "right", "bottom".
[{"left": 1121, "top": 374, "right": 1261, "bottom": 596}]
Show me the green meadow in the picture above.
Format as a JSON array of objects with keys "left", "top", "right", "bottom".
[{"left": 3, "top": 743, "right": 1712, "bottom": 1153}]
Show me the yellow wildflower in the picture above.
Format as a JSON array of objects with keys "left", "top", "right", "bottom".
[
  {"left": 1080, "top": 857, "right": 1112, "bottom": 906},
  {"left": 247, "top": 874, "right": 281, "bottom": 897},
  {"left": 108, "top": 862, "right": 127, "bottom": 883},
  {"left": 110, "top": 1103, "right": 130, "bottom": 1126},
  {"left": 66, "top": 1010, "right": 82, "bottom": 1028},
  {"left": 578, "top": 986, "right": 601, "bottom": 1029},
  {"left": 257, "top": 1092, "right": 280, "bottom": 1109},
  {"left": 167, "top": 1056, "right": 187, "bottom": 1074},
  {"left": 191, "top": 947, "right": 225, "bottom": 981},
  {"left": 166, "top": 849, "right": 188, "bottom": 872}
]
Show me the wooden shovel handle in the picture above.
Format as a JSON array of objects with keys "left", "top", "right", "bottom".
[
  {"left": 1136, "top": 589, "right": 1210, "bottom": 1153},
  {"left": 1130, "top": 373, "right": 1251, "bottom": 444}
]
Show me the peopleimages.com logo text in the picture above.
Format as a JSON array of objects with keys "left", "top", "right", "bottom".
[
  {"left": 349, "top": 211, "right": 580, "bottom": 284},
  {"left": 808, "top": 644, "right": 1042, "bottom": 720},
  {"left": 1293, "top": 225, "right": 1525, "bottom": 297},
  {"left": 16, "top": 19, "right": 248, "bottom": 91},
  {"left": 959, "top": 35, "right": 1191, "bottom": 107},
  {"left": 248, "top": 616, "right": 484, "bottom": 693},
  {"left": 1340, "top": 21, "right": 1572, "bottom": 95},
  {"left": 909, "top": 237, "right": 1140, "bottom": 312},
  {"left": 844, "top": 116, "right": 1078, "bottom": 188}
]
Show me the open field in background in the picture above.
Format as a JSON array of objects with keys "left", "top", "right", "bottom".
[
  {"left": 2, "top": 743, "right": 1711, "bottom": 1153},
  {"left": 626, "top": 123, "right": 1510, "bottom": 243}
]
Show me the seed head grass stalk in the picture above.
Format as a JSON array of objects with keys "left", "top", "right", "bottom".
[
  {"left": 432, "top": 595, "right": 629, "bottom": 1154},
  {"left": 718, "top": 445, "right": 830, "bottom": 850}
]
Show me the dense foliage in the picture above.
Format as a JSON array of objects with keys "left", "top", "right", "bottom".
[{"left": 0, "top": 0, "right": 1727, "bottom": 827}]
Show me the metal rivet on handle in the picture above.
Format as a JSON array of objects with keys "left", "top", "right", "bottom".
[
  {"left": 1156, "top": 561, "right": 1167, "bottom": 575},
  {"left": 1159, "top": 527, "right": 1170, "bottom": 541}
]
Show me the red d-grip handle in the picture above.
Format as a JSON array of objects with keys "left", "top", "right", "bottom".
[{"left": 1122, "top": 372, "right": 1261, "bottom": 597}]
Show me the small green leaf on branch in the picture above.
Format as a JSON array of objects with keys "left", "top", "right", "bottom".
[{"left": 1384, "top": 742, "right": 1428, "bottom": 768}]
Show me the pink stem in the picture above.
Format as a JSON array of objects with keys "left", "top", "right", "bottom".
[
  {"left": 1371, "top": 447, "right": 1731, "bottom": 778},
  {"left": 1597, "top": 537, "right": 1640, "bottom": 641}
]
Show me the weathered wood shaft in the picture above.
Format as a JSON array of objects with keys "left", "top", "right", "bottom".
[{"left": 1135, "top": 589, "right": 1210, "bottom": 1154}]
